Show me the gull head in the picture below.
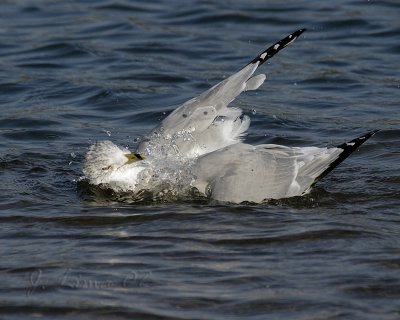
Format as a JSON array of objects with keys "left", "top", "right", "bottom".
[{"left": 83, "top": 140, "right": 147, "bottom": 191}]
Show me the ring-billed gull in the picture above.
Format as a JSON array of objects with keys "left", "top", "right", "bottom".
[{"left": 83, "top": 29, "right": 378, "bottom": 203}]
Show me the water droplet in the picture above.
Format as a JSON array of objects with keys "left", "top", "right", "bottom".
[{"left": 70, "top": 152, "right": 76, "bottom": 158}]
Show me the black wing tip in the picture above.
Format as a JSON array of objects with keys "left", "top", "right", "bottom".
[
  {"left": 312, "top": 130, "right": 379, "bottom": 185},
  {"left": 249, "top": 28, "right": 307, "bottom": 66},
  {"left": 336, "top": 130, "right": 379, "bottom": 151}
]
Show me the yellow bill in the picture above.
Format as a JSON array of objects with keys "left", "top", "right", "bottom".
[{"left": 125, "top": 153, "right": 145, "bottom": 164}]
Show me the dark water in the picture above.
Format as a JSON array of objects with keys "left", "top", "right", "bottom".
[{"left": 1, "top": 0, "right": 399, "bottom": 319}]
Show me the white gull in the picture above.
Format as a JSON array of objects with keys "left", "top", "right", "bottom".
[{"left": 83, "top": 29, "right": 377, "bottom": 203}]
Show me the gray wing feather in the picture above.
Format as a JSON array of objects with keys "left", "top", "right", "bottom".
[
  {"left": 152, "top": 63, "right": 258, "bottom": 135},
  {"left": 138, "top": 29, "right": 306, "bottom": 158},
  {"left": 192, "top": 143, "right": 342, "bottom": 203}
]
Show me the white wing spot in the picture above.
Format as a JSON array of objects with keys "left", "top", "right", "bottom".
[
  {"left": 289, "top": 34, "right": 293, "bottom": 39},
  {"left": 346, "top": 142, "right": 355, "bottom": 146},
  {"left": 260, "top": 52, "right": 267, "bottom": 60},
  {"left": 274, "top": 44, "right": 280, "bottom": 50}
]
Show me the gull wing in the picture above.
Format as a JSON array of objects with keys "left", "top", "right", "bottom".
[
  {"left": 138, "top": 29, "right": 306, "bottom": 157},
  {"left": 191, "top": 143, "right": 340, "bottom": 203},
  {"left": 191, "top": 131, "right": 377, "bottom": 203}
]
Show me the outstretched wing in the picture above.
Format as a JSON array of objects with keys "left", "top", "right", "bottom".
[
  {"left": 138, "top": 29, "right": 306, "bottom": 158},
  {"left": 161, "top": 28, "right": 307, "bottom": 128}
]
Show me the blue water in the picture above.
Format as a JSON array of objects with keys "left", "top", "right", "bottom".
[{"left": 1, "top": 1, "right": 400, "bottom": 319}]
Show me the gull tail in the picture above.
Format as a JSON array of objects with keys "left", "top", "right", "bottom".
[{"left": 312, "top": 130, "right": 379, "bottom": 185}]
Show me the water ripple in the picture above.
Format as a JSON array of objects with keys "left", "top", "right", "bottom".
[{"left": 0, "top": 0, "right": 399, "bottom": 319}]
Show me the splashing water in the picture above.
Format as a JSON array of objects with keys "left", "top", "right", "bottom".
[{"left": 130, "top": 127, "right": 200, "bottom": 202}]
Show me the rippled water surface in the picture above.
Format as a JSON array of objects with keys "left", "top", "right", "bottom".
[{"left": 1, "top": 1, "right": 400, "bottom": 319}]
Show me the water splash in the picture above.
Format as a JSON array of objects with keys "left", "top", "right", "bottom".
[
  {"left": 103, "top": 130, "right": 112, "bottom": 137},
  {"left": 130, "top": 127, "right": 199, "bottom": 201},
  {"left": 143, "top": 126, "right": 196, "bottom": 158}
]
